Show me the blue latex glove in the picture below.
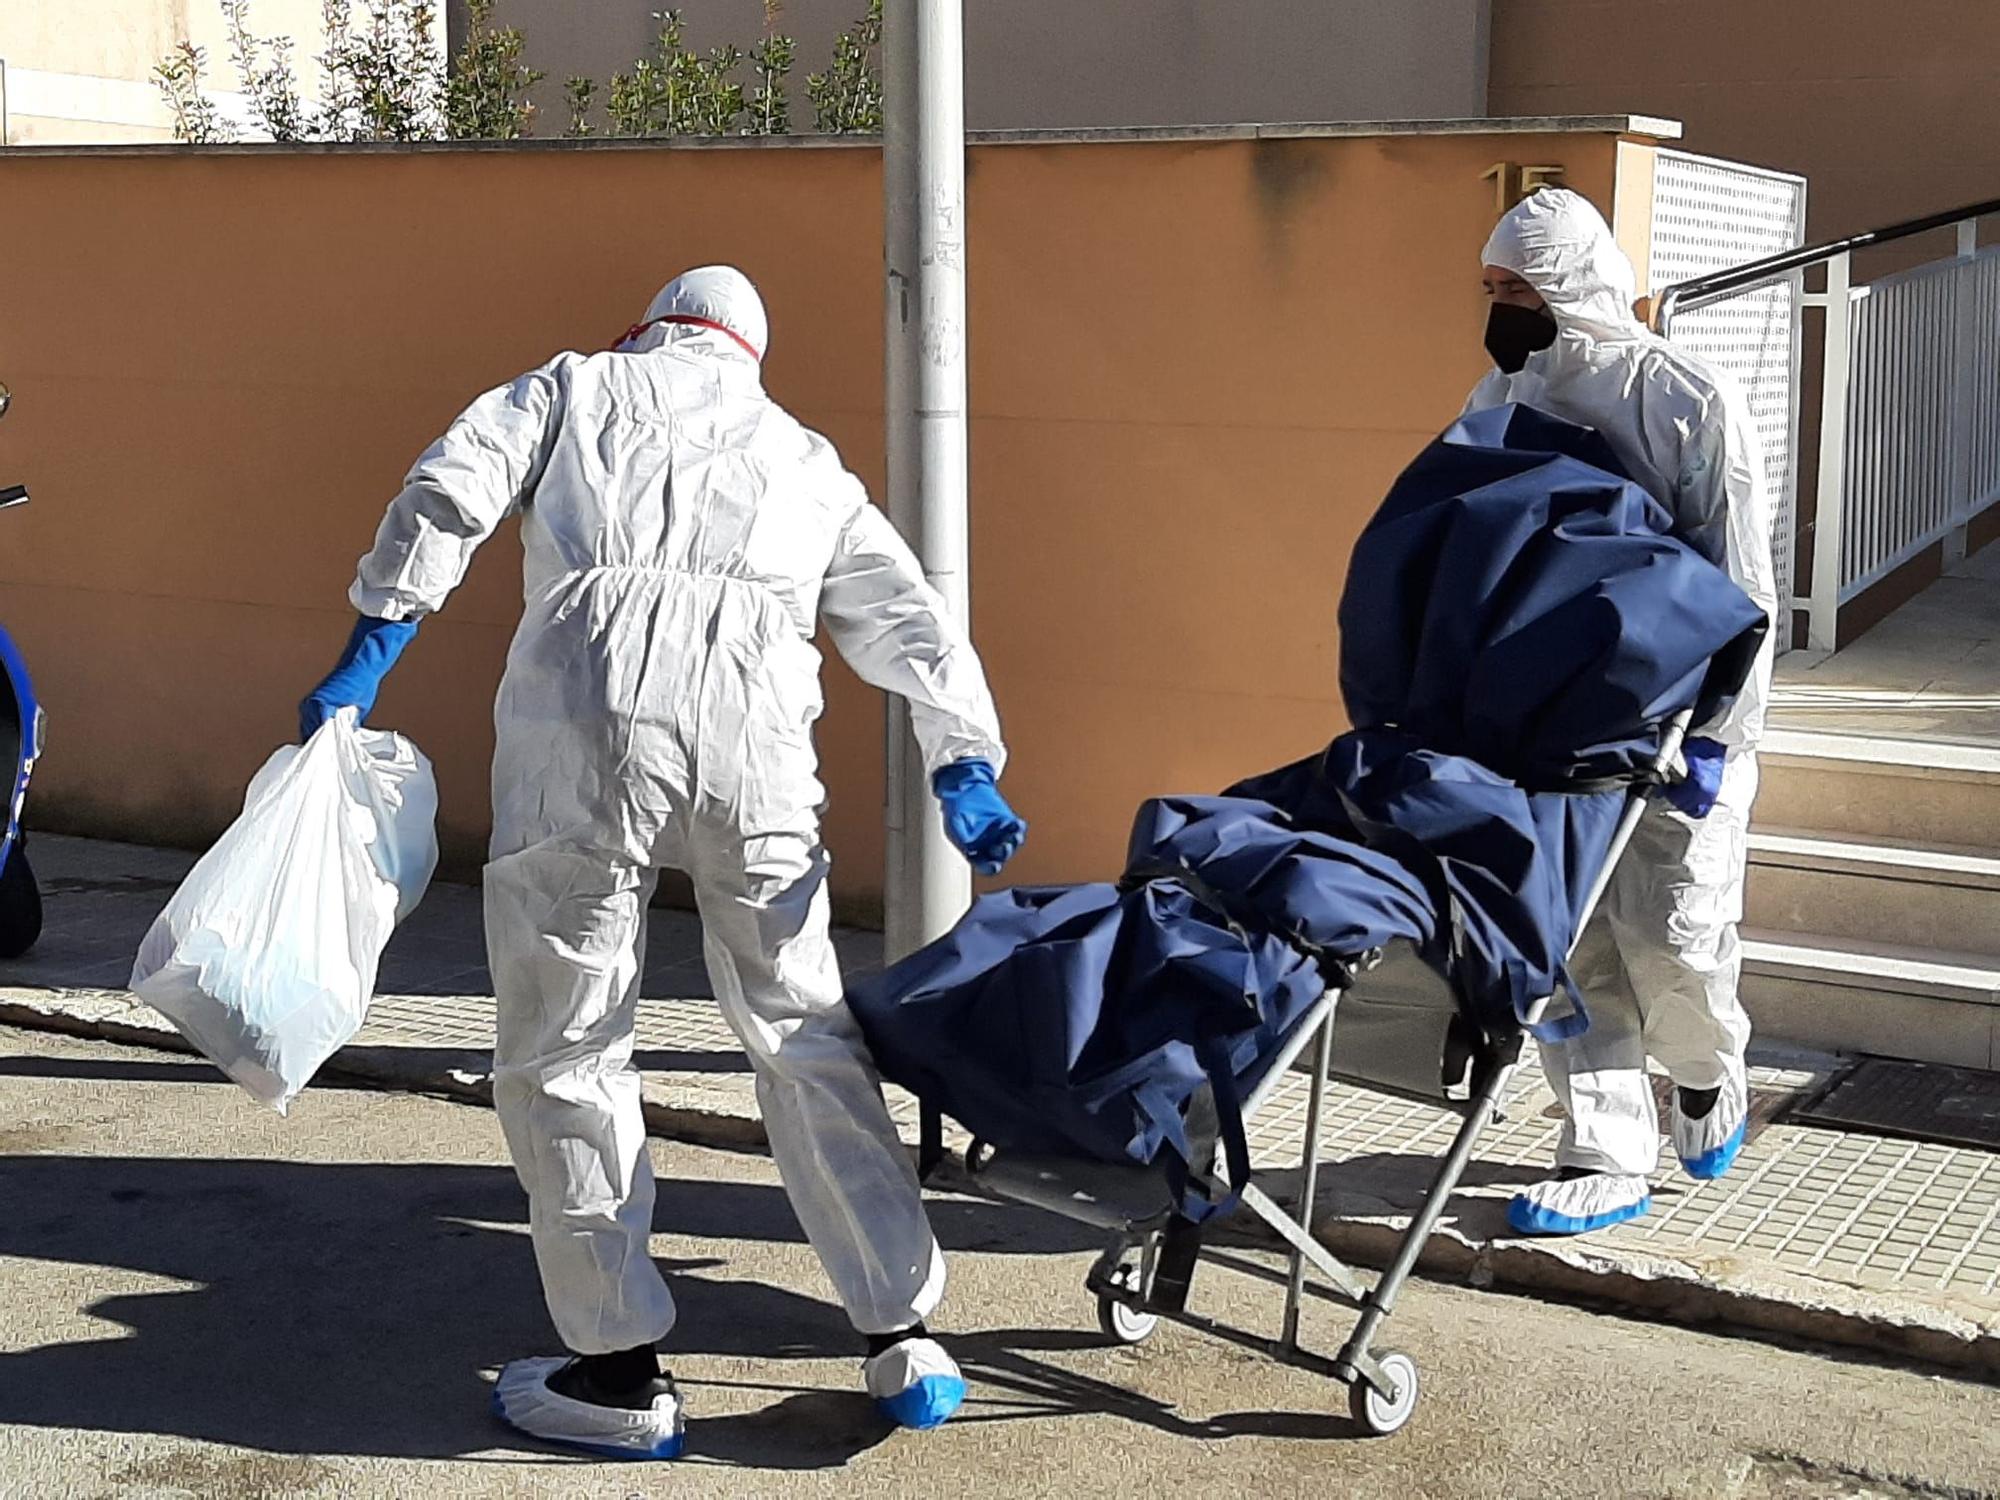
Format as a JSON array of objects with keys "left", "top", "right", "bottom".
[
  {"left": 932, "top": 759, "right": 1027, "bottom": 876},
  {"left": 1663, "top": 736, "right": 1727, "bottom": 818},
  {"left": 298, "top": 615, "right": 420, "bottom": 742}
]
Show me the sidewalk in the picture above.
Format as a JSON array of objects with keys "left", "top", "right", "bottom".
[{"left": 6, "top": 834, "right": 2000, "bottom": 1374}]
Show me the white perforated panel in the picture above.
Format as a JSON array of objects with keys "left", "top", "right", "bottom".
[{"left": 1649, "top": 152, "right": 1808, "bottom": 633}]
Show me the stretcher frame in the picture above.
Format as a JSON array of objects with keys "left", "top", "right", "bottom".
[{"left": 961, "top": 711, "right": 1693, "bottom": 1436}]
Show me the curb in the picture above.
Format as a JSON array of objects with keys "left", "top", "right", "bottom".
[
  {"left": 0, "top": 991, "right": 779, "bottom": 1155},
  {"left": 1314, "top": 1217, "right": 2000, "bottom": 1379}
]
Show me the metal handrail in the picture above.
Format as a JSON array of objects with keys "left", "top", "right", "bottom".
[{"left": 1657, "top": 195, "right": 2000, "bottom": 327}]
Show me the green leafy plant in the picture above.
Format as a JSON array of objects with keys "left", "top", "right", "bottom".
[
  {"left": 335, "top": 0, "right": 446, "bottom": 142},
  {"left": 693, "top": 43, "right": 747, "bottom": 135},
  {"left": 152, "top": 40, "right": 234, "bottom": 143},
  {"left": 747, "top": 1, "right": 794, "bottom": 138},
  {"left": 603, "top": 67, "right": 651, "bottom": 137},
  {"left": 606, "top": 10, "right": 743, "bottom": 137},
  {"left": 313, "top": 0, "right": 361, "bottom": 137},
  {"left": 155, "top": 0, "right": 888, "bottom": 145},
  {"left": 445, "top": 0, "right": 544, "bottom": 139},
  {"left": 806, "top": 0, "right": 882, "bottom": 134},
  {"left": 606, "top": 10, "right": 680, "bottom": 136},
  {"left": 177, "top": 0, "right": 459, "bottom": 143},
  {"left": 563, "top": 75, "right": 598, "bottom": 137},
  {"left": 223, "top": 0, "right": 310, "bottom": 140}
]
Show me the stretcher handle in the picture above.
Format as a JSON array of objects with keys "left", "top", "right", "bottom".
[{"left": 1520, "top": 707, "right": 1695, "bottom": 1030}]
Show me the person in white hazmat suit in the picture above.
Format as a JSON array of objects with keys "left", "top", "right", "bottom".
[
  {"left": 1462, "top": 190, "right": 1778, "bottom": 1237},
  {"left": 299, "top": 267, "right": 1027, "bottom": 1458}
]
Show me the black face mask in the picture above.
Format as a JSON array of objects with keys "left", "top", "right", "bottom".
[{"left": 1484, "top": 301, "right": 1559, "bottom": 374}]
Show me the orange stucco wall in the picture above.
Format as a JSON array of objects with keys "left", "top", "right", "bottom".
[{"left": 0, "top": 130, "right": 1631, "bottom": 915}]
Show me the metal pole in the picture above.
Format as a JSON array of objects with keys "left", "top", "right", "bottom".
[
  {"left": 1808, "top": 251, "right": 1852, "bottom": 655},
  {"left": 882, "top": 0, "right": 972, "bottom": 962},
  {"left": 1339, "top": 1050, "right": 1518, "bottom": 1364},
  {"left": 1280, "top": 1014, "right": 1335, "bottom": 1352},
  {"left": 1946, "top": 219, "right": 1981, "bottom": 570}
]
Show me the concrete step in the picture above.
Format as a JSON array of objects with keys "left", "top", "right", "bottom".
[
  {"left": 1746, "top": 828, "right": 2000, "bottom": 958},
  {"left": 1741, "top": 928, "right": 2000, "bottom": 1069},
  {"left": 1757, "top": 729, "right": 2000, "bottom": 847}
]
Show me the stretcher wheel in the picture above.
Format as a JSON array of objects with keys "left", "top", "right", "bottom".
[
  {"left": 1096, "top": 1292, "right": 1158, "bottom": 1345},
  {"left": 1349, "top": 1349, "right": 1419, "bottom": 1436},
  {"left": 1095, "top": 1261, "right": 1158, "bottom": 1345}
]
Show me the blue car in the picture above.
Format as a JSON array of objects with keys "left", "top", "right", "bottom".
[{"left": 1, "top": 475, "right": 42, "bottom": 959}]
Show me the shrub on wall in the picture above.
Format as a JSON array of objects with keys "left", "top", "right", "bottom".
[
  {"left": 324, "top": 0, "right": 447, "bottom": 141},
  {"left": 157, "top": 0, "right": 885, "bottom": 143},
  {"left": 153, "top": 41, "right": 235, "bottom": 144},
  {"left": 747, "top": 6, "right": 796, "bottom": 137},
  {"left": 445, "top": 0, "right": 544, "bottom": 140},
  {"left": 158, "top": 0, "right": 451, "bottom": 142},
  {"left": 224, "top": 0, "right": 311, "bottom": 140},
  {"left": 562, "top": 75, "right": 598, "bottom": 139},
  {"left": 807, "top": 0, "right": 883, "bottom": 134},
  {"left": 605, "top": 10, "right": 730, "bottom": 137}
]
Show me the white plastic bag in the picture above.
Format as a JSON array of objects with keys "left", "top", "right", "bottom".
[{"left": 131, "top": 710, "right": 439, "bottom": 1112}]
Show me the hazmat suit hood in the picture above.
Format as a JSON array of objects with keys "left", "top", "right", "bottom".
[
  {"left": 619, "top": 265, "right": 769, "bottom": 363},
  {"left": 1463, "top": 182, "right": 1775, "bottom": 755},
  {"left": 1482, "top": 189, "right": 1641, "bottom": 344}
]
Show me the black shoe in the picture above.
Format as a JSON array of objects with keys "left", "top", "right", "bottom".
[
  {"left": 546, "top": 1352, "right": 678, "bottom": 1412},
  {"left": 1677, "top": 1085, "right": 1722, "bottom": 1122},
  {"left": 864, "top": 1322, "right": 929, "bottom": 1359}
]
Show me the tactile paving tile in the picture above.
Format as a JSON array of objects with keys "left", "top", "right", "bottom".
[
  {"left": 1235, "top": 1054, "right": 2000, "bottom": 1300},
  {"left": 1625, "top": 1128, "right": 2000, "bottom": 1296},
  {"left": 356, "top": 991, "right": 496, "bottom": 1048},
  {"left": 1243, "top": 1066, "right": 1555, "bottom": 1175}
]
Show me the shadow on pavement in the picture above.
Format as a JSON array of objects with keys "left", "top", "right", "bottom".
[
  {"left": 0, "top": 1143, "right": 1266, "bottom": 1467},
  {"left": 0, "top": 1054, "right": 229, "bottom": 1086},
  {"left": 948, "top": 1324, "right": 1354, "bottom": 1443},
  {"left": 0, "top": 1047, "right": 753, "bottom": 1087},
  {"left": 0, "top": 1035, "right": 1396, "bottom": 1466},
  {"left": 671, "top": 1388, "right": 892, "bottom": 1470}
]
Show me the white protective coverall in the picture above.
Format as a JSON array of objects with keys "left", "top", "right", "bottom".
[
  {"left": 349, "top": 267, "right": 1006, "bottom": 1352},
  {"left": 1463, "top": 190, "right": 1778, "bottom": 1179}
]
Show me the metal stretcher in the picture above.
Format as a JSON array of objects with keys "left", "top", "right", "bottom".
[{"left": 961, "top": 712, "right": 1693, "bottom": 1436}]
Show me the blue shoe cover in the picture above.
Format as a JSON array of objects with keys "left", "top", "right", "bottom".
[
  {"left": 863, "top": 1336, "right": 965, "bottom": 1431},
  {"left": 877, "top": 1373, "right": 967, "bottom": 1431},
  {"left": 492, "top": 1357, "right": 685, "bottom": 1460},
  {"left": 1507, "top": 1174, "right": 1652, "bottom": 1237},
  {"left": 1680, "top": 1118, "right": 1746, "bottom": 1181}
]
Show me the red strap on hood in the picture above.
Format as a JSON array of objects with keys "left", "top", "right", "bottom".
[{"left": 611, "top": 313, "right": 763, "bottom": 362}]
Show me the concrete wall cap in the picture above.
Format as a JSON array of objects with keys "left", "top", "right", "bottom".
[{"left": 0, "top": 113, "right": 1684, "bottom": 159}]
